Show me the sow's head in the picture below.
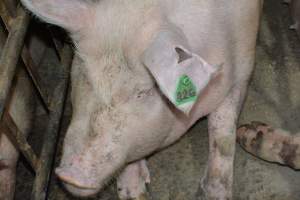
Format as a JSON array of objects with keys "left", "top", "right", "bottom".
[{"left": 21, "top": 0, "right": 218, "bottom": 197}]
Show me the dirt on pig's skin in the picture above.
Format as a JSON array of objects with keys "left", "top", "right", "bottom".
[{"left": 237, "top": 121, "right": 300, "bottom": 169}]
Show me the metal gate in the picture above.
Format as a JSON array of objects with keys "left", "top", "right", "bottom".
[{"left": 0, "top": 0, "right": 73, "bottom": 199}]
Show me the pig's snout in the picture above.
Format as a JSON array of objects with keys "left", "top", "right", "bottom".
[
  {"left": 55, "top": 150, "right": 126, "bottom": 197},
  {"left": 55, "top": 165, "right": 100, "bottom": 197},
  {"left": 55, "top": 168, "right": 97, "bottom": 189}
]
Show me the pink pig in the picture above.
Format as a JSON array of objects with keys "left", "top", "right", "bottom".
[{"left": 21, "top": 0, "right": 263, "bottom": 199}]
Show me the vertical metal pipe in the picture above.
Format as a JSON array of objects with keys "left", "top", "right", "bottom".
[
  {"left": 2, "top": 0, "right": 17, "bottom": 18},
  {"left": 0, "top": 7, "right": 30, "bottom": 120},
  {"left": 31, "top": 44, "right": 73, "bottom": 200}
]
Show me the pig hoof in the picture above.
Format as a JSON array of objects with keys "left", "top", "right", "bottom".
[
  {"left": 237, "top": 121, "right": 269, "bottom": 135},
  {"left": 117, "top": 186, "right": 149, "bottom": 200},
  {"left": 117, "top": 174, "right": 150, "bottom": 200},
  {"left": 117, "top": 160, "right": 150, "bottom": 200}
]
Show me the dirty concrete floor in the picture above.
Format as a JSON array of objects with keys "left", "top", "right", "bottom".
[{"left": 15, "top": 0, "right": 300, "bottom": 199}]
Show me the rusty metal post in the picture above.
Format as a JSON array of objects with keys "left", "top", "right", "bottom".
[
  {"left": 2, "top": 112, "right": 38, "bottom": 170},
  {"left": 1, "top": 2, "right": 74, "bottom": 199},
  {"left": 31, "top": 44, "right": 73, "bottom": 200},
  {"left": 0, "top": 21, "right": 38, "bottom": 172},
  {"left": 0, "top": 7, "right": 30, "bottom": 120},
  {"left": 0, "top": 1, "right": 15, "bottom": 28},
  {"left": 1, "top": 2, "right": 51, "bottom": 111},
  {"left": 2, "top": 0, "right": 17, "bottom": 18},
  {"left": 1, "top": 2, "right": 73, "bottom": 200}
]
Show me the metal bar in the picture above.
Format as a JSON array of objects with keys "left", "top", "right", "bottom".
[
  {"left": 0, "top": 5, "right": 44, "bottom": 172},
  {"left": 0, "top": 1, "right": 38, "bottom": 172},
  {"left": 2, "top": 0, "right": 17, "bottom": 18},
  {"left": 48, "top": 28, "right": 64, "bottom": 59},
  {"left": 0, "top": 7, "right": 30, "bottom": 120},
  {"left": 2, "top": 111, "right": 38, "bottom": 171},
  {"left": 21, "top": 46, "right": 50, "bottom": 112},
  {"left": 0, "top": 18, "right": 6, "bottom": 45},
  {"left": 31, "top": 44, "right": 73, "bottom": 200},
  {"left": 0, "top": 1, "right": 14, "bottom": 28},
  {"left": 0, "top": 2, "right": 51, "bottom": 111}
]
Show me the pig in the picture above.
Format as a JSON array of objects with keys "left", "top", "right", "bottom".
[
  {"left": 237, "top": 122, "right": 300, "bottom": 170},
  {"left": 21, "top": 0, "right": 263, "bottom": 199},
  {"left": 0, "top": 68, "right": 34, "bottom": 200}
]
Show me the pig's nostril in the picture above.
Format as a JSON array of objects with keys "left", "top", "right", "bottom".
[{"left": 55, "top": 168, "right": 98, "bottom": 190}]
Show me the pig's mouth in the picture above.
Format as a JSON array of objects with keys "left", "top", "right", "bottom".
[
  {"left": 55, "top": 167, "right": 101, "bottom": 197},
  {"left": 55, "top": 162, "right": 123, "bottom": 197},
  {"left": 63, "top": 182, "right": 99, "bottom": 197},
  {"left": 56, "top": 169, "right": 97, "bottom": 189},
  {"left": 55, "top": 145, "right": 128, "bottom": 197}
]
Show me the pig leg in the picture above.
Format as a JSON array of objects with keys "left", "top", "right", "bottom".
[
  {"left": 117, "top": 159, "right": 150, "bottom": 200},
  {"left": 237, "top": 122, "right": 300, "bottom": 170},
  {"left": 201, "top": 82, "right": 248, "bottom": 200},
  {"left": 0, "top": 133, "right": 19, "bottom": 200}
]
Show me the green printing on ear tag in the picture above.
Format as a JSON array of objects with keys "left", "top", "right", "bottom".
[{"left": 175, "top": 75, "right": 197, "bottom": 106}]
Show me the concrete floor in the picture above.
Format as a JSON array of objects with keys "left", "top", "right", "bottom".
[{"left": 15, "top": 0, "right": 300, "bottom": 199}]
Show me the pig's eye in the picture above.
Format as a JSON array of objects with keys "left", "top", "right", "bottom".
[{"left": 136, "top": 91, "right": 146, "bottom": 99}]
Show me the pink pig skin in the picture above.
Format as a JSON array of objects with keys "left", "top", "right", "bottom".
[{"left": 21, "top": 0, "right": 263, "bottom": 199}]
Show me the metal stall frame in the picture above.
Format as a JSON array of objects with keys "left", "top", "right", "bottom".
[{"left": 0, "top": 0, "right": 73, "bottom": 199}]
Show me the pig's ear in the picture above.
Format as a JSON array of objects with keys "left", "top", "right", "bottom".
[
  {"left": 142, "top": 31, "right": 221, "bottom": 115},
  {"left": 21, "top": 0, "right": 92, "bottom": 31}
]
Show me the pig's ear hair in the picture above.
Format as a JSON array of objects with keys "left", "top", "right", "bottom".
[
  {"left": 21, "top": 0, "right": 92, "bottom": 31},
  {"left": 142, "top": 30, "right": 220, "bottom": 114}
]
